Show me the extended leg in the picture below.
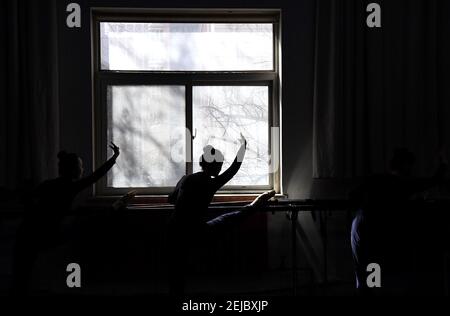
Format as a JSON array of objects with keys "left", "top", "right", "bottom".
[{"left": 206, "top": 190, "right": 276, "bottom": 229}]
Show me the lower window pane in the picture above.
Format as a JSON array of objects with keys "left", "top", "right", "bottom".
[
  {"left": 193, "top": 86, "right": 270, "bottom": 186},
  {"left": 107, "top": 85, "right": 186, "bottom": 187}
]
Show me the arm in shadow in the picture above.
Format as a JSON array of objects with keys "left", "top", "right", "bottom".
[{"left": 75, "top": 142, "right": 120, "bottom": 192}]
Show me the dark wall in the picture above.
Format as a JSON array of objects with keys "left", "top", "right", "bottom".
[{"left": 56, "top": 0, "right": 318, "bottom": 201}]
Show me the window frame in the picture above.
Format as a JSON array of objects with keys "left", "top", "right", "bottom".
[{"left": 91, "top": 8, "right": 281, "bottom": 196}]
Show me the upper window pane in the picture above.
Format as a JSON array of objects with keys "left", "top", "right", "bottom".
[{"left": 100, "top": 22, "right": 274, "bottom": 71}]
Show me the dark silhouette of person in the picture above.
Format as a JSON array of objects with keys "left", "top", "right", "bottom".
[
  {"left": 350, "top": 148, "right": 447, "bottom": 295},
  {"left": 11, "top": 142, "right": 121, "bottom": 294},
  {"left": 167, "top": 133, "right": 275, "bottom": 295}
]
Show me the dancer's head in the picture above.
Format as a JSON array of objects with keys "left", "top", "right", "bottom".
[
  {"left": 58, "top": 151, "right": 83, "bottom": 179},
  {"left": 199, "top": 145, "right": 224, "bottom": 177}
]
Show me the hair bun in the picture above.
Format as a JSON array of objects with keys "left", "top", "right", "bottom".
[{"left": 203, "top": 145, "right": 216, "bottom": 155}]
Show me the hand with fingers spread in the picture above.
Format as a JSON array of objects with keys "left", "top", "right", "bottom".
[{"left": 109, "top": 142, "right": 120, "bottom": 160}]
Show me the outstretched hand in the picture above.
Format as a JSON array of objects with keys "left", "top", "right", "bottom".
[
  {"left": 249, "top": 190, "right": 276, "bottom": 209},
  {"left": 239, "top": 133, "right": 247, "bottom": 149},
  {"left": 112, "top": 190, "right": 137, "bottom": 211},
  {"left": 235, "top": 133, "right": 247, "bottom": 163},
  {"left": 109, "top": 142, "right": 120, "bottom": 159}
]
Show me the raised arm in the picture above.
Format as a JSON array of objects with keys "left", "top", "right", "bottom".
[
  {"left": 215, "top": 133, "right": 247, "bottom": 188},
  {"left": 75, "top": 142, "right": 120, "bottom": 191}
]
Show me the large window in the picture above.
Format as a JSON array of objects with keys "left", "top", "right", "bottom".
[{"left": 93, "top": 10, "right": 281, "bottom": 195}]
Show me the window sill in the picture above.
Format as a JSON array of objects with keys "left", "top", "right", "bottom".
[{"left": 85, "top": 193, "right": 286, "bottom": 208}]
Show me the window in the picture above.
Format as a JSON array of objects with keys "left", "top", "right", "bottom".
[
  {"left": 100, "top": 22, "right": 273, "bottom": 71},
  {"left": 93, "top": 9, "right": 281, "bottom": 195}
]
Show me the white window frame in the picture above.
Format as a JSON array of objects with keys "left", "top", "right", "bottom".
[{"left": 91, "top": 8, "right": 281, "bottom": 196}]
